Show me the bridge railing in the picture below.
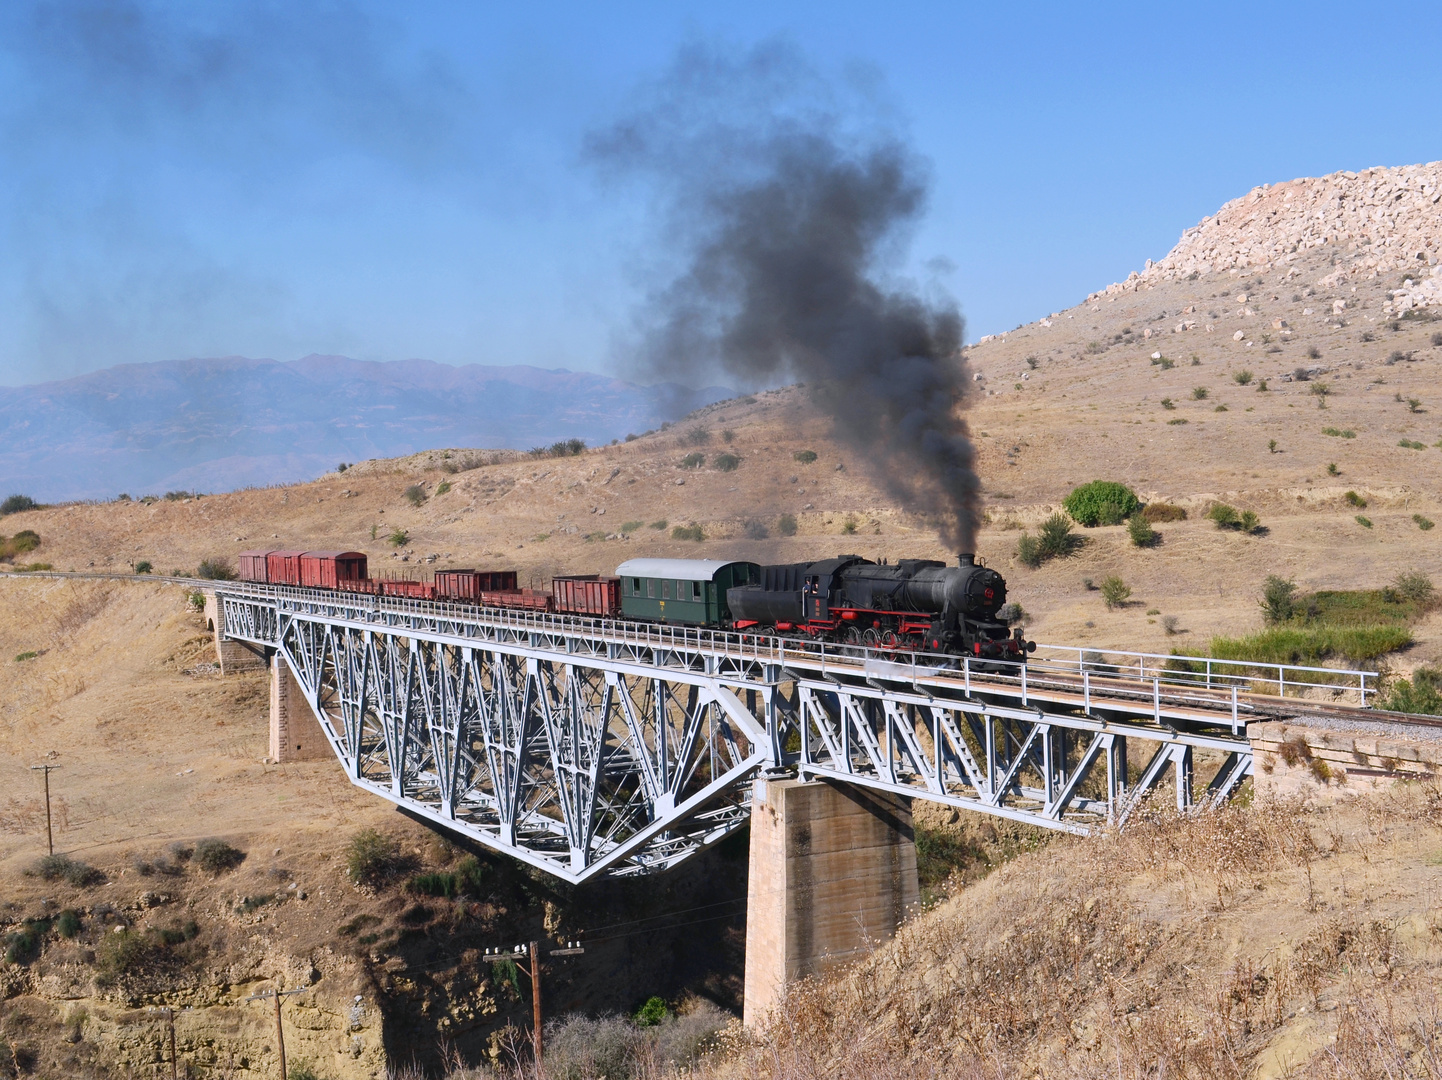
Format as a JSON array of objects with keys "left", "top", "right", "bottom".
[{"left": 217, "top": 581, "right": 1376, "bottom": 708}]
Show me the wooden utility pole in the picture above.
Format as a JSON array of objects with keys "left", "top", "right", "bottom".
[
  {"left": 529, "top": 941, "right": 542, "bottom": 1071},
  {"left": 29, "top": 764, "right": 60, "bottom": 855},
  {"left": 243, "top": 985, "right": 308, "bottom": 1080},
  {"left": 148, "top": 1006, "right": 178, "bottom": 1080}
]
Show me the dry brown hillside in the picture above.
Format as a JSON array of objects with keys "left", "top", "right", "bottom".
[{"left": 0, "top": 161, "right": 1441, "bottom": 1077}]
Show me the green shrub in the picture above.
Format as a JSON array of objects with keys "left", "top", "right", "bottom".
[
  {"left": 777, "top": 513, "right": 798, "bottom": 537},
  {"left": 744, "top": 520, "right": 769, "bottom": 540},
  {"left": 403, "top": 484, "right": 426, "bottom": 506},
  {"left": 56, "top": 909, "right": 81, "bottom": 938},
  {"left": 793, "top": 450, "right": 818, "bottom": 464},
  {"left": 4, "top": 918, "right": 52, "bottom": 964},
  {"left": 1260, "top": 576, "right": 1298, "bottom": 624},
  {"left": 388, "top": 529, "right": 409, "bottom": 547},
  {"left": 15, "top": 651, "right": 39, "bottom": 662},
  {"left": 1233, "top": 370, "right": 1253, "bottom": 385},
  {"left": 680, "top": 453, "right": 705, "bottom": 469},
  {"left": 345, "top": 829, "right": 404, "bottom": 888},
  {"left": 1326, "top": 463, "right": 1339, "bottom": 476},
  {"left": 1415, "top": 514, "right": 1435, "bottom": 531},
  {"left": 408, "top": 856, "right": 489, "bottom": 899},
  {"left": 9, "top": 530, "right": 39, "bottom": 552},
  {"left": 671, "top": 524, "right": 705, "bottom": 542},
  {"left": 26, "top": 853, "right": 103, "bottom": 887},
  {"left": 1037, "top": 513, "right": 1080, "bottom": 559},
  {"left": 435, "top": 480, "right": 451, "bottom": 496},
  {"left": 1393, "top": 571, "right": 1435, "bottom": 606},
  {"left": 1160, "top": 397, "right": 1175, "bottom": 410},
  {"left": 712, "top": 453, "right": 740, "bottom": 472},
  {"left": 1191, "top": 386, "right": 1209, "bottom": 400},
  {"left": 1100, "top": 576, "right": 1131, "bottom": 610},
  {"left": 1379, "top": 668, "right": 1442, "bottom": 715},
  {"left": 1168, "top": 418, "right": 1189, "bottom": 425},
  {"left": 681, "top": 428, "right": 710, "bottom": 446},
  {"left": 620, "top": 521, "right": 643, "bottom": 534},
  {"left": 995, "top": 602, "right": 1026, "bottom": 626},
  {"left": 1063, "top": 481, "right": 1140, "bottom": 527},
  {"left": 634, "top": 996, "right": 669, "bottom": 1027},
  {"left": 134, "top": 561, "right": 153, "bottom": 574},
  {"left": 1207, "top": 504, "right": 1239, "bottom": 529},
  {"left": 1, "top": 495, "right": 37, "bottom": 515},
  {"left": 1238, "top": 510, "right": 1261, "bottom": 534},
  {"left": 1127, "top": 515, "right": 1158, "bottom": 548},
  {"left": 1322, "top": 427, "right": 1356, "bottom": 438},
  {"left": 1356, "top": 515, "right": 1373, "bottom": 528},
  {"left": 1141, "top": 502, "right": 1187, "bottom": 523},
  {"left": 194, "top": 838, "right": 245, "bottom": 875},
  {"left": 841, "top": 516, "right": 857, "bottom": 535},
  {"left": 1399, "top": 439, "right": 1427, "bottom": 450},
  {"left": 196, "top": 558, "right": 237, "bottom": 581},
  {"left": 722, "top": 429, "right": 735, "bottom": 443},
  {"left": 650, "top": 520, "right": 668, "bottom": 530},
  {"left": 288, "top": 1063, "right": 321, "bottom": 1080},
  {"left": 1344, "top": 491, "right": 1367, "bottom": 508},
  {"left": 1015, "top": 534, "right": 1042, "bottom": 569}
]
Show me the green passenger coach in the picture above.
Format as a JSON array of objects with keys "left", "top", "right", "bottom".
[{"left": 616, "top": 558, "right": 760, "bottom": 626}]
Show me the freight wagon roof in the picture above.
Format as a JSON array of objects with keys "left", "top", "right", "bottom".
[
  {"left": 615, "top": 558, "right": 754, "bottom": 581},
  {"left": 300, "top": 550, "right": 365, "bottom": 559}
]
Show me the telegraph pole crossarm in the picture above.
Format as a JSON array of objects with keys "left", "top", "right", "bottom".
[
  {"left": 243, "top": 985, "right": 309, "bottom": 1080},
  {"left": 29, "top": 764, "right": 60, "bottom": 856},
  {"left": 483, "top": 940, "right": 585, "bottom": 1075}
]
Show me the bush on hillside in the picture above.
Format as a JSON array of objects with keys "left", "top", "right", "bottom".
[
  {"left": 1379, "top": 667, "right": 1442, "bottom": 715},
  {"left": 1016, "top": 513, "right": 1081, "bottom": 569},
  {"left": 1100, "top": 576, "right": 1131, "bottom": 610},
  {"left": 193, "top": 838, "right": 245, "bottom": 875},
  {"left": 345, "top": 829, "right": 409, "bottom": 888},
  {"left": 1141, "top": 503, "right": 1186, "bottom": 523},
  {"left": 1260, "top": 576, "right": 1298, "bottom": 625},
  {"left": 26, "top": 853, "right": 104, "bottom": 887},
  {"left": 196, "top": 558, "right": 237, "bottom": 581},
  {"left": 777, "top": 514, "right": 798, "bottom": 537},
  {"left": 1127, "top": 516, "right": 1158, "bottom": 548},
  {"left": 1, "top": 495, "right": 37, "bottom": 515},
  {"left": 712, "top": 453, "right": 741, "bottom": 472},
  {"left": 1063, "top": 482, "right": 1140, "bottom": 527}
]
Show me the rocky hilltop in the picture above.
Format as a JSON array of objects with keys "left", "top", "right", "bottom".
[{"left": 1094, "top": 161, "right": 1442, "bottom": 308}]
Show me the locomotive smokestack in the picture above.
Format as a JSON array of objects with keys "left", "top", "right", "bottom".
[
  {"left": 588, "top": 43, "right": 982, "bottom": 551},
  {"left": 958, "top": 553, "right": 974, "bottom": 567}
]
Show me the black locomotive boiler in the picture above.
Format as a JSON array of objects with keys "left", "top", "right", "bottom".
[{"left": 727, "top": 553, "right": 1033, "bottom": 660}]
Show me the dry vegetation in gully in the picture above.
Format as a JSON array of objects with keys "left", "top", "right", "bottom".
[{"left": 0, "top": 163, "right": 1441, "bottom": 1077}]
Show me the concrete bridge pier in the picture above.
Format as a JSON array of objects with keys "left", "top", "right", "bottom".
[
  {"left": 268, "top": 653, "right": 330, "bottom": 763},
  {"left": 743, "top": 777, "right": 919, "bottom": 1026}
]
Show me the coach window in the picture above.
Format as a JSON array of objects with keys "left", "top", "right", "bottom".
[
  {"left": 662, "top": 580, "right": 671, "bottom": 599},
  {"left": 647, "top": 579, "right": 655, "bottom": 598},
  {"left": 691, "top": 581, "right": 702, "bottom": 600},
  {"left": 632, "top": 577, "right": 641, "bottom": 595}
]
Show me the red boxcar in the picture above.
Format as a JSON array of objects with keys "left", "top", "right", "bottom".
[
  {"left": 553, "top": 575, "right": 621, "bottom": 617},
  {"left": 238, "top": 550, "right": 275, "bottom": 583},
  {"left": 481, "top": 589, "right": 553, "bottom": 611},
  {"left": 380, "top": 579, "right": 436, "bottom": 600},
  {"left": 299, "top": 551, "right": 368, "bottom": 589},
  {"left": 266, "top": 550, "right": 306, "bottom": 586},
  {"left": 434, "top": 569, "right": 519, "bottom": 602}
]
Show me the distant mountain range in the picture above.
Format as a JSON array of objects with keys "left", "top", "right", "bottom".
[{"left": 0, "top": 355, "right": 731, "bottom": 502}]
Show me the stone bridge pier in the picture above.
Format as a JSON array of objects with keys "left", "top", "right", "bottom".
[{"left": 743, "top": 777, "right": 919, "bottom": 1026}]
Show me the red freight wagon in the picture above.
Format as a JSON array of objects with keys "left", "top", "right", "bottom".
[
  {"left": 238, "top": 550, "right": 276, "bottom": 583},
  {"left": 299, "top": 551, "right": 368, "bottom": 589},
  {"left": 553, "top": 575, "right": 621, "bottom": 617},
  {"left": 380, "top": 579, "right": 436, "bottom": 600},
  {"left": 337, "top": 577, "right": 380, "bottom": 596},
  {"left": 266, "top": 550, "right": 305, "bottom": 586},
  {"left": 434, "top": 569, "right": 520, "bottom": 602},
  {"left": 481, "top": 589, "right": 553, "bottom": 612}
]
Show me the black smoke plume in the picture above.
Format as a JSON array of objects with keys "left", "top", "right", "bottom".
[{"left": 589, "top": 42, "right": 980, "bottom": 551}]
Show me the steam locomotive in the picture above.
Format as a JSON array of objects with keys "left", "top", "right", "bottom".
[{"left": 237, "top": 549, "right": 1030, "bottom": 661}]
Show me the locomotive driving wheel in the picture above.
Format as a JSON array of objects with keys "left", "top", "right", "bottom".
[{"left": 862, "top": 628, "right": 881, "bottom": 647}]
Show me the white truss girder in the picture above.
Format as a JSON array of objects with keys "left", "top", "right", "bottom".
[{"left": 219, "top": 589, "right": 1254, "bottom": 881}]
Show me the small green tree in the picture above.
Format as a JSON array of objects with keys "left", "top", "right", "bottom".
[
  {"left": 1037, "top": 513, "right": 1079, "bottom": 558},
  {"left": 777, "top": 514, "right": 797, "bottom": 537},
  {"left": 1015, "top": 533, "right": 1042, "bottom": 569},
  {"left": 1127, "top": 515, "right": 1158, "bottom": 548},
  {"left": 388, "top": 528, "right": 409, "bottom": 547},
  {"left": 1206, "top": 504, "right": 1240, "bottom": 529},
  {"left": 793, "top": 450, "right": 818, "bottom": 464},
  {"left": 403, "top": 484, "right": 426, "bottom": 506},
  {"left": 1260, "top": 576, "right": 1297, "bottom": 624},
  {"left": 1, "top": 495, "right": 37, "bottom": 515},
  {"left": 1100, "top": 576, "right": 1131, "bottom": 610},
  {"left": 197, "top": 558, "right": 237, "bottom": 581},
  {"left": 134, "top": 561, "right": 153, "bottom": 574}
]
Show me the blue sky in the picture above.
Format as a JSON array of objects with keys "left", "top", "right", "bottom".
[{"left": 1, "top": 1, "right": 1439, "bottom": 388}]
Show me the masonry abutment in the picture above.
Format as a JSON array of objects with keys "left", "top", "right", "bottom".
[
  {"left": 202, "top": 592, "right": 264, "bottom": 675},
  {"left": 268, "top": 654, "right": 329, "bottom": 763},
  {"left": 743, "top": 777, "right": 919, "bottom": 1026}
]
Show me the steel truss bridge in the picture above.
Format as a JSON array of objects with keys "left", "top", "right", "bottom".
[{"left": 217, "top": 582, "right": 1376, "bottom": 884}]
